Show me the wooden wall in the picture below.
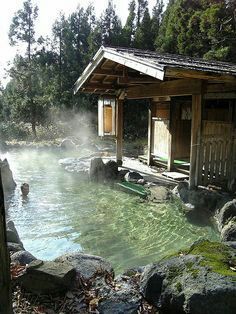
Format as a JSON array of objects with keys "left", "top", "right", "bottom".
[{"left": 151, "top": 98, "right": 191, "bottom": 160}]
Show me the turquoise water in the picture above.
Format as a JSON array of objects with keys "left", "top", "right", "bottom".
[{"left": 3, "top": 149, "right": 219, "bottom": 273}]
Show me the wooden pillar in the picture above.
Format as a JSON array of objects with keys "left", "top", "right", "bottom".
[
  {"left": 189, "top": 94, "right": 202, "bottom": 189},
  {"left": 116, "top": 99, "right": 123, "bottom": 165},
  {"left": 0, "top": 171, "right": 13, "bottom": 314},
  {"left": 147, "top": 101, "right": 154, "bottom": 166}
]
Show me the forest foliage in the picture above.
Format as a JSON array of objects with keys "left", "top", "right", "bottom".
[{"left": 0, "top": 0, "right": 235, "bottom": 140}]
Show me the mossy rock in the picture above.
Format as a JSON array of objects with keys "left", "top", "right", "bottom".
[{"left": 140, "top": 240, "right": 236, "bottom": 314}]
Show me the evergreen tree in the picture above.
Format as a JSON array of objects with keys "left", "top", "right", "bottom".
[
  {"left": 134, "top": 8, "right": 153, "bottom": 49},
  {"left": 122, "top": 0, "right": 136, "bottom": 47},
  {"left": 8, "top": 0, "right": 40, "bottom": 136}
]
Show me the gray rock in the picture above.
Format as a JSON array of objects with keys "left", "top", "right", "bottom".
[
  {"left": 7, "top": 242, "right": 25, "bottom": 253},
  {"left": 6, "top": 220, "right": 22, "bottom": 245},
  {"left": 11, "top": 250, "right": 36, "bottom": 265},
  {"left": 97, "top": 289, "right": 141, "bottom": 314},
  {"left": 124, "top": 171, "right": 143, "bottom": 183},
  {"left": 140, "top": 240, "right": 236, "bottom": 314},
  {"left": 54, "top": 252, "right": 114, "bottom": 281},
  {"left": 221, "top": 220, "right": 236, "bottom": 241},
  {"left": 104, "top": 160, "right": 118, "bottom": 181},
  {"left": 218, "top": 199, "right": 236, "bottom": 229},
  {"left": 18, "top": 259, "right": 76, "bottom": 295},
  {"left": 0, "top": 158, "right": 16, "bottom": 196},
  {"left": 148, "top": 186, "right": 172, "bottom": 203},
  {"left": 60, "top": 138, "right": 76, "bottom": 150},
  {"left": 172, "top": 182, "right": 230, "bottom": 212},
  {"left": 89, "top": 157, "right": 105, "bottom": 182},
  {"left": 224, "top": 241, "right": 236, "bottom": 249}
]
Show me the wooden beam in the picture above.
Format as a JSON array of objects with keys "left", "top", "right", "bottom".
[
  {"left": 147, "top": 102, "right": 155, "bottom": 166},
  {"left": 116, "top": 99, "right": 123, "bottom": 165},
  {"left": 205, "top": 92, "right": 236, "bottom": 100},
  {"left": 189, "top": 93, "right": 203, "bottom": 189},
  {"left": 166, "top": 67, "right": 236, "bottom": 82},
  {"left": 127, "top": 79, "right": 202, "bottom": 99},
  {"left": 118, "top": 77, "right": 158, "bottom": 84},
  {"left": 206, "top": 83, "right": 236, "bottom": 93},
  {"left": 93, "top": 69, "right": 124, "bottom": 77},
  {"left": 85, "top": 83, "right": 116, "bottom": 90},
  {"left": 0, "top": 171, "right": 12, "bottom": 314}
]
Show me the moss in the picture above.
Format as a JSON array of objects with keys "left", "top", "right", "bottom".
[
  {"left": 187, "top": 240, "right": 236, "bottom": 277},
  {"left": 175, "top": 281, "right": 182, "bottom": 292},
  {"left": 167, "top": 265, "right": 184, "bottom": 281},
  {"left": 185, "top": 261, "right": 200, "bottom": 279}
]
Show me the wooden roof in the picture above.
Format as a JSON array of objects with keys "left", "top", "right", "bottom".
[{"left": 74, "top": 46, "right": 236, "bottom": 96}]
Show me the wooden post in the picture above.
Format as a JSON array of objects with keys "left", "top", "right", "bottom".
[
  {"left": 0, "top": 170, "right": 13, "bottom": 314},
  {"left": 116, "top": 99, "right": 123, "bottom": 165},
  {"left": 167, "top": 99, "right": 175, "bottom": 171},
  {"left": 189, "top": 94, "right": 202, "bottom": 189},
  {"left": 147, "top": 101, "right": 154, "bottom": 166}
]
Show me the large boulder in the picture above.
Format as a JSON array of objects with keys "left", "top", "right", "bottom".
[
  {"left": 217, "top": 199, "right": 236, "bottom": 230},
  {"left": 221, "top": 220, "right": 236, "bottom": 241},
  {"left": 0, "top": 158, "right": 16, "bottom": 196},
  {"left": 54, "top": 252, "right": 114, "bottom": 281},
  {"left": 140, "top": 240, "right": 236, "bottom": 314},
  {"left": 104, "top": 160, "right": 118, "bottom": 181},
  {"left": 18, "top": 259, "right": 76, "bottom": 295},
  {"left": 11, "top": 250, "right": 36, "bottom": 265},
  {"left": 7, "top": 242, "right": 24, "bottom": 253},
  {"left": 172, "top": 182, "right": 230, "bottom": 212},
  {"left": 89, "top": 157, "right": 105, "bottom": 182},
  {"left": 6, "top": 220, "right": 22, "bottom": 245}
]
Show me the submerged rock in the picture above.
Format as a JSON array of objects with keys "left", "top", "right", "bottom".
[
  {"left": 60, "top": 138, "right": 77, "bottom": 150},
  {"left": 104, "top": 160, "right": 118, "bottom": 181},
  {"left": 148, "top": 186, "right": 172, "bottom": 203},
  {"left": 54, "top": 252, "right": 114, "bottom": 281},
  {"left": 18, "top": 259, "right": 76, "bottom": 295},
  {"left": 140, "top": 240, "right": 236, "bottom": 314}
]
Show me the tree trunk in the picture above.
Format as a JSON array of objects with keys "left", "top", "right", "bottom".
[{"left": 0, "top": 170, "right": 13, "bottom": 314}]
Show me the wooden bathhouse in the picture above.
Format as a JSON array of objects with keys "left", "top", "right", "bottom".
[{"left": 74, "top": 46, "right": 236, "bottom": 190}]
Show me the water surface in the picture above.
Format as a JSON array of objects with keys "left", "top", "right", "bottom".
[{"left": 3, "top": 149, "right": 219, "bottom": 273}]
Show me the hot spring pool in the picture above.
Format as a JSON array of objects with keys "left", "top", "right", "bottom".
[{"left": 3, "top": 149, "right": 219, "bottom": 273}]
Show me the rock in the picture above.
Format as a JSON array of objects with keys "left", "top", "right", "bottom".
[
  {"left": 97, "top": 288, "right": 141, "bottom": 314},
  {"left": 224, "top": 241, "right": 236, "bottom": 249},
  {"left": 54, "top": 252, "right": 114, "bottom": 281},
  {"left": 0, "top": 158, "right": 16, "bottom": 196},
  {"left": 118, "top": 169, "right": 129, "bottom": 180},
  {"left": 89, "top": 157, "right": 105, "bottom": 182},
  {"left": 7, "top": 242, "right": 25, "bottom": 253},
  {"left": 148, "top": 186, "right": 172, "bottom": 203},
  {"left": 104, "top": 160, "right": 118, "bottom": 181},
  {"left": 140, "top": 240, "right": 236, "bottom": 314},
  {"left": 11, "top": 250, "right": 36, "bottom": 265},
  {"left": 218, "top": 199, "right": 236, "bottom": 229},
  {"left": 60, "top": 138, "right": 76, "bottom": 150},
  {"left": 124, "top": 171, "right": 143, "bottom": 183},
  {"left": 221, "top": 220, "right": 236, "bottom": 241},
  {"left": 18, "top": 259, "right": 76, "bottom": 295},
  {"left": 172, "top": 182, "right": 231, "bottom": 212},
  {"left": 6, "top": 220, "right": 22, "bottom": 245}
]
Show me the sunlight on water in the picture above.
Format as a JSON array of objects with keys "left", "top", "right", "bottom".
[{"left": 3, "top": 149, "right": 220, "bottom": 273}]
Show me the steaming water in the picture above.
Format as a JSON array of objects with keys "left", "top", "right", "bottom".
[{"left": 3, "top": 149, "right": 219, "bottom": 273}]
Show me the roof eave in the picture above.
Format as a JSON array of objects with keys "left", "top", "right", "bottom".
[{"left": 74, "top": 46, "right": 165, "bottom": 94}]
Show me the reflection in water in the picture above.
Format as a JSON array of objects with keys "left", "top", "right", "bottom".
[{"left": 3, "top": 149, "right": 220, "bottom": 273}]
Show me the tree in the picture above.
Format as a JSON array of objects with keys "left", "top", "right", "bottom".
[
  {"left": 122, "top": 0, "right": 136, "bottom": 47},
  {"left": 8, "top": 0, "right": 40, "bottom": 136},
  {"left": 156, "top": 0, "right": 236, "bottom": 62},
  {"left": 134, "top": 8, "right": 153, "bottom": 49}
]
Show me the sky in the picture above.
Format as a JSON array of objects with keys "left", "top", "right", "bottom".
[{"left": 0, "top": 0, "right": 166, "bottom": 85}]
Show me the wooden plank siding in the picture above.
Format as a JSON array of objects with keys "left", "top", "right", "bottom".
[{"left": 198, "top": 121, "right": 235, "bottom": 187}]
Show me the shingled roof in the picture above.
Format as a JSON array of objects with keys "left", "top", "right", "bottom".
[{"left": 74, "top": 46, "right": 236, "bottom": 95}]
